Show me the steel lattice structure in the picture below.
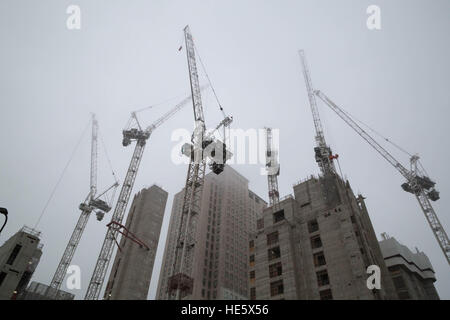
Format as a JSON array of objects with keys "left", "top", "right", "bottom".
[
  {"left": 168, "top": 25, "right": 208, "bottom": 300},
  {"left": 315, "top": 89, "right": 449, "bottom": 265},
  {"left": 299, "top": 50, "right": 336, "bottom": 176},
  {"left": 265, "top": 127, "right": 280, "bottom": 208},
  {"left": 84, "top": 96, "right": 192, "bottom": 300},
  {"left": 48, "top": 114, "right": 118, "bottom": 298}
]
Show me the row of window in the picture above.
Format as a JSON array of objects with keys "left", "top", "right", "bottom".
[
  {"left": 270, "top": 280, "right": 284, "bottom": 297},
  {"left": 308, "top": 219, "right": 333, "bottom": 300},
  {"left": 256, "top": 210, "right": 285, "bottom": 231},
  {"left": 249, "top": 262, "right": 282, "bottom": 281}
]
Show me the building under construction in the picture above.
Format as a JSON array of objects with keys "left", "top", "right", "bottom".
[
  {"left": 249, "top": 175, "right": 397, "bottom": 300},
  {"left": 247, "top": 51, "right": 398, "bottom": 300},
  {"left": 18, "top": 26, "right": 444, "bottom": 301},
  {"left": 157, "top": 166, "right": 266, "bottom": 300},
  {"left": 104, "top": 185, "right": 168, "bottom": 300}
]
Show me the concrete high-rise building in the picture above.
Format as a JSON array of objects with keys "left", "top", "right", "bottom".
[
  {"left": 157, "top": 165, "right": 266, "bottom": 300},
  {"left": 0, "top": 226, "right": 43, "bottom": 300},
  {"left": 249, "top": 174, "right": 397, "bottom": 300},
  {"left": 104, "top": 185, "right": 168, "bottom": 300},
  {"left": 379, "top": 235, "right": 439, "bottom": 300}
]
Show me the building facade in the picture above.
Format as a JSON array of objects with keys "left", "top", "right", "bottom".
[
  {"left": 156, "top": 165, "right": 266, "bottom": 300},
  {"left": 0, "top": 226, "right": 43, "bottom": 300},
  {"left": 379, "top": 235, "right": 439, "bottom": 300},
  {"left": 18, "top": 281, "right": 75, "bottom": 300},
  {"left": 104, "top": 185, "right": 168, "bottom": 300},
  {"left": 250, "top": 174, "right": 398, "bottom": 300}
]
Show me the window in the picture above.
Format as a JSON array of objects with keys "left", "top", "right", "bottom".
[
  {"left": 249, "top": 240, "right": 254, "bottom": 249},
  {"left": 316, "top": 270, "right": 330, "bottom": 287},
  {"left": 268, "top": 246, "right": 281, "bottom": 261},
  {"left": 319, "top": 289, "right": 333, "bottom": 300},
  {"left": 308, "top": 219, "right": 319, "bottom": 233},
  {"left": 270, "top": 280, "right": 284, "bottom": 296},
  {"left": 273, "top": 210, "right": 285, "bottom": 223},
  {"left": 310, "top": 235, "right": 323, "bottom": 249},
  {"left": 0, "top": 272, "right": 7, "bottom": 287},
  {"left": 269, "top": 262, "right": 282, "bottom": 278},
  {"left": 7, "top": 244, "right": 22, "bottom": 265},
  {"left": 250, "top": 287, "right": 256, "bottom": 300},
  {"left": 392, "top": 276, "right": 406, "bottom": 290},
  {"left": 313, "top": 252, "right": 327, "bottom": 267},
  {"left": 351, "top": 215, "right": 356, "bottom": 223},
  {"left": 249, "top": 254, "right": 255, "bottom": 267},
  {"left": 257, "top": 218, "right": 264, "bottom": 230},
  {"left": 267, "top": 231, "right": 279, "bottom": 246},
  {"left": 249, "top": 270, "right": 255, "bottom": 280},
  {"left": 389, "top": 265, "right": 401, "bottom": 275}
]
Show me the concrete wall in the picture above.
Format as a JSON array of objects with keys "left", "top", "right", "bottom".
[
  {"left": 0, "top": 227, "right": 42, "bottom": 300},
  {"left": 251, "top": 174, "right": 397, "bottom": 300},
  {"left": 156, "top": 189, "right": 184, "bottom": 300},
  {"left": 104, "top": 185, "right": 168, "bottom": 300},
  {"left": 380, "top": 237, "right": 439, "bottom": 300}
]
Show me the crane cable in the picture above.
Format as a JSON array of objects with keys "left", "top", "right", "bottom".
[
  {"left": 133, "top": 91, "right": 191, "bottom": 114},
  {"left": 320, "top": 99, "right": 435, "bottom": 179},
  {"left": 98, "top": 129, "right": 119, "bottom": 183},
  {"left": 193, "top": 42, "right": 227, "bottom": 119},
  {"left": 193, "top": 43, "right": 233, "bottom": 147},
  {"left": 98, "top": 129, "right": 120, "bottom": 206},
  {"left": 126, "top": 90, "right": 192, "bottom": 130},
  {"left": 34, "top": 119, "right": 91, "bottom": 229},
  {"left": 335, "top": 103, "right": 412, "bottom": 157},
  {"left": 179, "top": 34, "right": 232, "bottom": 145}
]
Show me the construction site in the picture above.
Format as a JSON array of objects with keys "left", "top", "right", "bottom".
[{"left": 0, "top": 2, "right": 449, "bottom": 302}]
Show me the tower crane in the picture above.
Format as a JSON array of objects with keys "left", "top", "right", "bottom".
[
  {"left": 84, "top": 94, "right": 194, "bottom": 300},
  {"left": 168, "top": 25, "right": 232, "bottom": 300},
  {"left": 314, "top": 89, "right": 449, "bottom": 265},
  {"left": 265, "top": 127, "right": 280, "bottom": 208},
  {"left": 47, "top": 114, "right": 119, "bottom": 298},
  {"left": 299, "top": 50, "right": 337, "bottom": 176}
]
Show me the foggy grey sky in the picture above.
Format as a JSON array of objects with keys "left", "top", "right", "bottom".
[{"left": 1, "top": 0, "right": 449, "bottom": 299}]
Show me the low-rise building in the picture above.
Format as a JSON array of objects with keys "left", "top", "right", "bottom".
[
  {"left": 0, "top": 226, "right": 43, "bottom": 300},
  {"left": 379, "top": 235, "right": 439, "bottom": 300}
]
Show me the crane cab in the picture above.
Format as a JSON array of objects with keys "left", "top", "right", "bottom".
[
  {"left": 122, "top": 129, "right": 150, "bottom": 146},
  {"left": 90, "top": 199, "right": 111, "bottom": 213},
  {"left": 79, "top": 203, "right": 92, "bottom": 213},
  {"left": 90, "top": 199, "right": 112, "bottom": 221}
]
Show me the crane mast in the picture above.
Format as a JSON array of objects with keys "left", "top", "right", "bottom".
[
  {"left": 299, "top": 50, "right": 336, "bottom": 175},
  {"left": 265, "top": 128, "right": 280, "bottom": 208},
  {"left": 48, "top": 114, "right": 118, "bottom": 298},
  {"left": 84, "top": 96, "right": 192, "bottom": 300},
  {"left": 314, "top": 89, "right": 450, "bottom": 265},
  {"left": 167, "top": 25, "right": 208, "bottom": 300}
]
